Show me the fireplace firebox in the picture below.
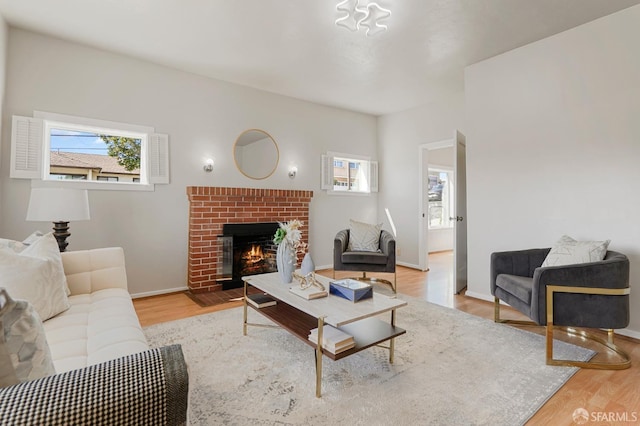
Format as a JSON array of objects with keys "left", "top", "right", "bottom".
[{"left": 220, "top": 222, "right": 279, "bottom": 290}]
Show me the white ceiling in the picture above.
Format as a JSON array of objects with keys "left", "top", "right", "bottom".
[{"left": 0, "top": 0, "right": 638, "bottom": 116}]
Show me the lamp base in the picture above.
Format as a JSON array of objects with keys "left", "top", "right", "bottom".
[{"left": 52, "top": 221, "right": 70, "bottom": 252}]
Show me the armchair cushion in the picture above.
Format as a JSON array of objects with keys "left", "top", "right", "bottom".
[
  {"left": 541, "top": 235, "right": 610, "bottom": 268},
  {"left": 342, "top": 251, "right": 388, "bottom": 265},
  {"left": 495, "top": 274, "right": 533, "bottom": 305},
  {"left": 347, "top": 220, "right": 382, "bottom": 252}
]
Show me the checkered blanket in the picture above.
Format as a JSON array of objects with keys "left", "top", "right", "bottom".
[{"left": 0, "top": 345, "right": 188, "bottom": 425}]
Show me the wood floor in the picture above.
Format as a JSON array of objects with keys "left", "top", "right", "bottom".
[{"left": 133, "top": 252, "right": 640, "bottom": 425}]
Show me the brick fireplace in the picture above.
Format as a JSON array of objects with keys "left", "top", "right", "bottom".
[{"left": 186, "top": 187, "right": 313, "bottom": 292}]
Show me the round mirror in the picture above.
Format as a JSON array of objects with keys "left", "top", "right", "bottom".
[{"left": 233, "top": 129, "right": 279, "bottom": 180}]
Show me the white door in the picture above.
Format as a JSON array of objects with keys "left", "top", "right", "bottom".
[{"left": 452, "top": 130, "right": 467, "bottom": 293}]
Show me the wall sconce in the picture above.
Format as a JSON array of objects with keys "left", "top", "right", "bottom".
[
  {"left": 288, "top": 166, "right": 298, "bottom": 179},
  {"left": 203, "top": 158, "right": 214, "bottom": 173}
]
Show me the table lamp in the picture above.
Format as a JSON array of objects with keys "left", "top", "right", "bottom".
[{"left": 26, "top": 188, "right": 90, "bottom": 252}]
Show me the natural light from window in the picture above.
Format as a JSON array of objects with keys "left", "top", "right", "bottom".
[
  {"left": 428, "top": 169, "right": 453, "bottom": 229},
  {"left": 10, "top": 112, "right": 169, "bottom": 189},
  {"left": 42, "top": 118, "right": 149, "bottom": 186},
  {"left": 332, "top": 156, "right": 370, "bottom": 192}
]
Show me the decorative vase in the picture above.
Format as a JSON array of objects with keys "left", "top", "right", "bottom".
[
  {"left": 276, "top": 242, "right": 295, "bottom": 284},
  {"left": 301, "top": 252, "right": 315, "bottom": 275}
]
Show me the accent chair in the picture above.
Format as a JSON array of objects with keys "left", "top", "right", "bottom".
[
  {"left": 491, "top": 248, "right": 631, "bottom": 369},
  {"left": 333, "top": 228, "right": 396, "bottom": 292}
]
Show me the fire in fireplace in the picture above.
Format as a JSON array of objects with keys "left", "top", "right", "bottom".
[
  {"left": 221, "top": 222, "right": 280, "bottom": 289},
  {"left": 236, "top": 242, "right": 276, "bottom": 277}
]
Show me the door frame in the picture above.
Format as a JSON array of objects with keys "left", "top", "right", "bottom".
[
  {"left": 453, "top": 130, "right": 467, "bottom": 294},
  {"left": 419, "top": 131, "right": 467, "bottom": 294},
  {"left": 418, "top": 139, "right": 453, "bottom": 271}
]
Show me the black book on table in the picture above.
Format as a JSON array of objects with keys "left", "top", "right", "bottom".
[{"left": 247, "top": 293, "right": 277, "bottom": 308}]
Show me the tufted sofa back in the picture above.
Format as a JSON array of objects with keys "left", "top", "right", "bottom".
[{"left": 61, "top": 247, "right": 128, "bottom": 295}]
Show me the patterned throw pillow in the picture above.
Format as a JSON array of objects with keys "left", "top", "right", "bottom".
[
  {"left": 0, "top": 288, "right": 56, "bottom": 388},
  {"left": 541, "top": 235, "right": 611, "bottom": 267},
  {"left": 347, "top": 219, "right": 382, "bottom": 252},
  {"left": 0, "top": 233, "right": 70, "bottom": 321}
]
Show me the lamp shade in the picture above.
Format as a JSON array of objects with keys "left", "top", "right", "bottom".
[{"left": 26, "top": 188, "right": 90, "bottom": 222}]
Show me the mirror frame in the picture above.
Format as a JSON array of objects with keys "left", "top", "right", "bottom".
[{"left": 233, "top": 129, "right": 280, "bottom": 180}]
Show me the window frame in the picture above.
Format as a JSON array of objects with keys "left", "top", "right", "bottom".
[
  {"left": 322, "top": 151, "right": 378, "bottom": 195},
  {"left": 10, "top": 111, "right": 169, "bottom": 191},
  {"left": 427, "top": 166, "right": 454, "bottom": 230}
]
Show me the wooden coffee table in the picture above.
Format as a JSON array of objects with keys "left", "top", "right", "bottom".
[{"left": 242, "top": 272, "right": 407, "bottom": 397}]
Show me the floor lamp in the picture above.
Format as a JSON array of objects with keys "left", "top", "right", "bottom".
[{"left": 26, "top": 188, "right": 91, "bottom": 252}]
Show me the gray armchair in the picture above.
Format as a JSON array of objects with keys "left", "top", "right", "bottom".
[
  {"left": 333, "top": 229, "right": 396, "bottom": 292},
  {"left": 491, "top": 248, "right": 630, "bottom": 369}
]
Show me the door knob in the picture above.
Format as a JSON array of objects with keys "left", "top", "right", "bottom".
[{"left": 449, "top": 216, "right": 463, "bottom": 222}]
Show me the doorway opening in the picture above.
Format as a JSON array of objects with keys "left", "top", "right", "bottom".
[{"left": 418, "top": 131, "right": 467, "bottom": 295}]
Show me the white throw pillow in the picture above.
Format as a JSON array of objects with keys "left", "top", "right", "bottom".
[
  {"left": 0, "top": 288, "right": 56, "bottom": 387},
  {"left": 0, "top": 231, "right": 46, "bottom": 255},
  {"left": 0, "top": 233, "right": 70, "bottom": 321},
  {"left": 347, "top": 220, "right": 382, "bottom": 252},
  {"left": 0, "top": 238, "right": 28, "bottom": 254},
  {"left": 0, "top": 231, "right": 70, "bottom": 297},
  {"left": 541, "top": 235, "right": 611, "bottom": 267},
  {"left": 22, "top": 231, "right": 45, "bottom": 246},
  {"left": 21, "top": 232, "right": 71, "bottom": 296}
]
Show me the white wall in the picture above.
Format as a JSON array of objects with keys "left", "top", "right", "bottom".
[
  {"left": 377, "top": 92, "right": 465, "bottom": 268},
  {"left": 0, "top": 17, "right": 6, "bottom": 217},
  {"left": 465, "top": 5, "right": 640, "bottom": 336},
  {"left": 428, "top": 228, "right": 453, "bottom": 253},
  {"left": 0, "top": 28, "right": 378, "bottom": 295}
]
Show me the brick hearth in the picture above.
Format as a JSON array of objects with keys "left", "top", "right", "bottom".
[{"left": 186, "top": 187, "right": 313, "bottom": 292}]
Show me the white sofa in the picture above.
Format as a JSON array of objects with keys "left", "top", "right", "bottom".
[
  {"left": 45, "top": 247, "right": 149, "bottom": 372},
  {"left": 0, "top": 247, "right": 188, "bottom": 425}
]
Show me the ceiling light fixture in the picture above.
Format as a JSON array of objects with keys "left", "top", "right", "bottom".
[{"left": 335, "top": 0, "right": 391, "bottom": 37}]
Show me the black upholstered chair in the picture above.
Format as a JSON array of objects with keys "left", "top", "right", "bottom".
[
  {"left": 491, "top": 248, "right": 631, "bottom": 369},
  {"left": 333, "top": 229, "right": 396, "bottom": 292}
]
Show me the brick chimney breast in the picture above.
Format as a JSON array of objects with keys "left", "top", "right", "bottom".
[{"left": 186, "top": 187, "right": 313, "bottom": 292}]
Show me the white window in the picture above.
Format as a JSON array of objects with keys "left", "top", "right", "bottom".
[
  {"left": 10, "top": 112, "right": 169, "bottom": 190},
  {"left": 428, "top": 168, "right": 454, "bottom": 229},
  {"left": 321, "top": 152, "right": 378, "bottom": 194}
]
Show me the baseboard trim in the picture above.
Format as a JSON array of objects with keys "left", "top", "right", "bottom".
[
  {"left": 464, "top": 291, "right": 494, "bottom": 303},
  {"left": 397, "top": 261, "right": 422, "bottom": 270},
  {"left": 618, "top": 328, "right": 640, "bottom": 340},
  {"left": 131, "top": 286, "right": 188, "bottom": 299},
  {"left": 315, "top": 264, "right": 333, "bottom": 271}
]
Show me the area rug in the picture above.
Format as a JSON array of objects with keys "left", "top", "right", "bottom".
[{"left": 144, "top": 295, "right": 593, "bottom": 425}]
